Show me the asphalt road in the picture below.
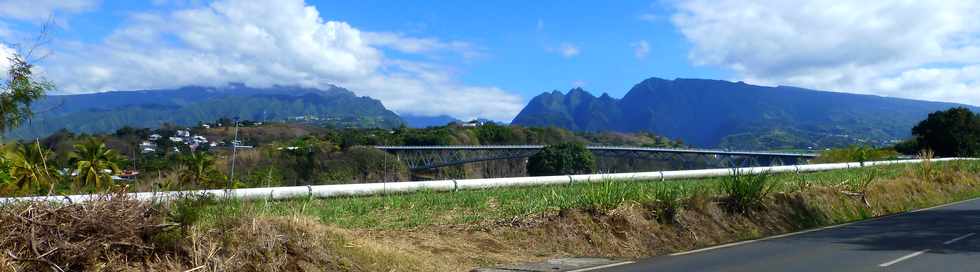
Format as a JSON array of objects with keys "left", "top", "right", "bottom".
[{"left": 603, "top": 198, "right": 980, "bottom": 272}]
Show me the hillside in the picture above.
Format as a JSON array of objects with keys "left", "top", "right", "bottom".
[
  {"left": 4, "top": 84, "right": 404, "bottom": 139},
  {"left": 512, "top": 78, "right": 980, "bottom": 149}
]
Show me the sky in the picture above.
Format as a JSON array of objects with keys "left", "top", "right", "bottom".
[{"left": 0, "top": 0, "right": 978, "bottom": 122}]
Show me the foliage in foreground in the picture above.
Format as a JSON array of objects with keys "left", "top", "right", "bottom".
[
  {"left": 2, "top": 160, "right": 980, "bottom": 271},
  {"left": 195, "top": 160, "right": 979, "bottom": 229}
]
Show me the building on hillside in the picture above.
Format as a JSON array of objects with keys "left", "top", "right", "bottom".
[
  {"left": 176, "top": 130, "right": 191, "bottom": 137},
  {"left": 192, "top": 135, "right": 207, "bottom": 143},
  {"left": 139, "top": 141, "right": 158, "bottom": 154},
  {"left": 148, "top": 134, "right": 161, "bottom": 141}
]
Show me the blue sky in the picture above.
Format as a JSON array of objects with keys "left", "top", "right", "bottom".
[{"left": 1, "top": 0, "right": 978, "bottom": 121}]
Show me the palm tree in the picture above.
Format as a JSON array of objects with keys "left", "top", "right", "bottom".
[
  {"left": 179, "top": 150, "right": 221, "bottom": 188},
  {"left": 5, "top": 141, "right": 57, "bottom": 195},
  {"left": 68, "top": 139, "right": 124, "bottom": 192}
]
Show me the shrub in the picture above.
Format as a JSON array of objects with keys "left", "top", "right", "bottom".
[
  {"left": 527, "top": 142, "right": 596, "bottom": 176},
  {"left": 722, "top": 169, "right": 774, "bottom": 213},
  {"left": 167, "top": 194, "right": 216, "bottom": 234}
]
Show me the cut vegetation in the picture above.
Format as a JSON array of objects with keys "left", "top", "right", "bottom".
[{"left": 2, "top": 159, "right": 980, "bottom": 271}]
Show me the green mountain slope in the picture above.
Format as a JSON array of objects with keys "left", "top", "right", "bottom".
[
  {"left": 5, "top": 85, "right": 403, "bottom": 139},
  {"left": 512, "top": 77, "right": 980, "bottom": 149}
]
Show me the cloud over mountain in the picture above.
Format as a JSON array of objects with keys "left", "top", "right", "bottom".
[
  {"left": 671, "top": 0, "right": 980, "bottom": 106},
  {"left": 33, "top": 0, "right": 523, "bottom": 121}
]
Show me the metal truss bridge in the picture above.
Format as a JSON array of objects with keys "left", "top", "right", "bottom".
[{"left": 374, "top": 145, "right": 819, "bottom": 171}]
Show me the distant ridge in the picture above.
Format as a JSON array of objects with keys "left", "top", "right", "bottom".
[
  {"left": 5, "top": 84, "right": 404, "bottom": 139},
  {"left": 401, "top": 114, "right": 460, "bottom": 128},
  {"left": 512, "top": 77, "right": 979, "bottom": 149}
]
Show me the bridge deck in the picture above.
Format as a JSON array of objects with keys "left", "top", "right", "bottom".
[{"left": 374, "top": 145, "right": 818, "bottom": 158}]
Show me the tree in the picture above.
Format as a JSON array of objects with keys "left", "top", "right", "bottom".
[
  {"left": 527, "top": 142, "right": 596, "bottom": 176},
  {"left": 5, "top": 141, "right": 57, "bottom": 195},
  {"left": 179, "top": 150, "right": 223, "bottom": 188},
  {"left": 911, "top": 107, "right": 980, "bottom": 157},
  {"left": 1, "top": 53, "right": 51, "bottom": 132},
  {"left": 68, "top": 139, "right": 125, "bottom": 192}
]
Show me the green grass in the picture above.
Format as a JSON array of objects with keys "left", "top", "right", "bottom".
[{"left": 196, "top": 160, "right": 980, "bottom": 229}]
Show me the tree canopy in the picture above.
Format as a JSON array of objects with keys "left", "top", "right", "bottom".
[
  {"left": 1, "top": 54, "right": 51, "bottom": 132},
  {"left": 527, "top": 142, "right": 596, "bottom": 176},
  {"left": 911, "top": 107, "right": 980, "bottom": 157}
]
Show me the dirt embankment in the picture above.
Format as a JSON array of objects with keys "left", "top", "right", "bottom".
[{"left": 2, "top": 167, "right": 979, "bottom": 271}]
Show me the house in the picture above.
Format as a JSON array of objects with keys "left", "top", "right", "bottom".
[
  {"left": 148, "top": 134, "right": 161, "bottom": 141},
  {"left": 169, "top": 137, "right": 183, "bottom": 143},
  {"left": 192, "top": 135, "right": 208, "bottom": 144},
  {"left": 141, "top": 147, "right": 156, "bottom": 154},
  {"left": 202, "top": 124, "right": 211, "bottom": 129},
  {"left": 140, "top": 141, "right": 157, "bottom": 148},
  {"left": 112, "top": 170, "right": 140, "bottom": 181},
  {"left": 176, "top": 130, "right": 191, "bottom": 138}
]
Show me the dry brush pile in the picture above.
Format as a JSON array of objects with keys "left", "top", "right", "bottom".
[
  {"left": 0, "top": 193, "right": 377, "bottom": 272},
  {"left": 0, "top": 193, "right": 173, "bottom": 271}
]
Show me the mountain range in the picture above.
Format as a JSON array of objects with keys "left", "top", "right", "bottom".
[
  {"left": 512, "top": 78, "right": 980, "bottom": 149},
  {"left": 4, "top": 84, "right": 404, "bottom": 139}
]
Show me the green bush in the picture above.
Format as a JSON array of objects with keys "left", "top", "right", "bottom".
[
  {"left": 722, "top": 169, "right": 773, "bottom": 213},
  {"left": 527, "top": 142, "right": 596, "bottom": 176}
]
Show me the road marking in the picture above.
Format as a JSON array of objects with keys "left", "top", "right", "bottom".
[
  {"left": 944, "top": 233, "right": 976, "bottom": 245},
  {"left": 879, "top": 249, "right": 931, "bottom": 267},
  {"left": 566, "top": 261, "right": 635, "bottom": 272},
  {"left": 669, "top": 196, "right": 980, "bottom": 257}
]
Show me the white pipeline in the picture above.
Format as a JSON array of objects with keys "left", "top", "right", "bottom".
[{"left": 0, "top": 158, "right": 969, "bottom": 204}]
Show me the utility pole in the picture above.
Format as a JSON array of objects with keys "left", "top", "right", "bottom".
[{"left": 228, "top": 117, "right": 240, "bottom": 189}]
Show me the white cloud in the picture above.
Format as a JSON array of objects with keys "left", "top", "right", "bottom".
[
  {"left": 556, "top": 43, "right": 580, "bottom": 58},
  {"left": 631, "top": 40, "right": 650, "bottom": 59},
  {"left": 0, "top": 42, "right": 13, "bottom": 80},
  {"left": 362, "top": 32, "right": 483, "bottom": 60},
  {"left": 671, "top": 0, "right": 980, "bottom": 106},
  {"left": 40, "top": 0, "right": 523, "bottom": 121},
  {"left": 0, "top": 0, "right": 99, "bottom": 22}
]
